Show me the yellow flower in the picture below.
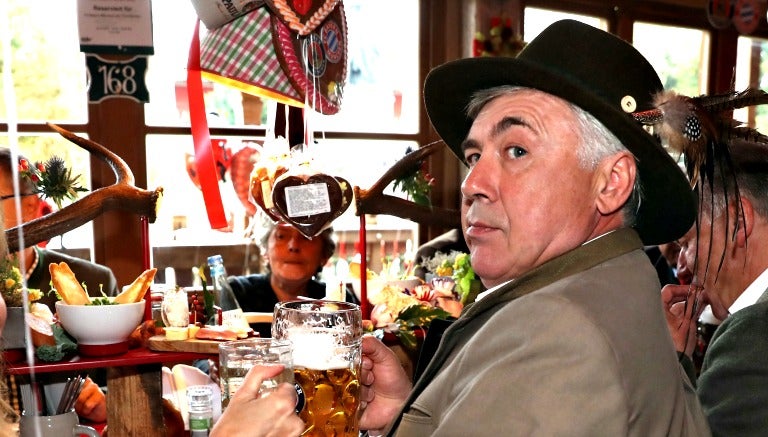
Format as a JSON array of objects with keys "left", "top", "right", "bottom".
[
  {"left": 4, "top": 278, "right": 16, "bottom": 289},
  {"left": 27, "top": 289, "right": 42, "bottom": 303}
]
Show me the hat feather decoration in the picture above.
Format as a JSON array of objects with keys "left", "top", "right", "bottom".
[
  {"left": 635, "top": 88, "right": 768, "bottom": 187},
  {"left": 634, "top": 87, "right": 768, "bottom": 286}
]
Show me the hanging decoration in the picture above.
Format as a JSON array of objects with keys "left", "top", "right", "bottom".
[
  {"left": 187, "top": 1, "right": 350, "bottom": 232},
  {"left": 472, "top": 17, "right": 526, "bottom": 58},
  {"left": 263, "top": 0, "right": 340, "bottom": 36}
]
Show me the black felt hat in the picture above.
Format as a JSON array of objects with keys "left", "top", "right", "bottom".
[{"left": 424, "top": 19, "right": 695, "bottom": 245}]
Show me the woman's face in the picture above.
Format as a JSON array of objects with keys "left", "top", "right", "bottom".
[{"left": 267, "top": 224, "right": 328, "bottom": 286}]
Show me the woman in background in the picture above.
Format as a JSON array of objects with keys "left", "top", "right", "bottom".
[{"left": 229, "top": 220, "right": 358, "bottom": 337}]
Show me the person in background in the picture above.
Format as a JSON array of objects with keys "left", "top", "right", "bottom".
[
  {"left": 0, "top": 148, "right": 110, "bottom": 423},
  {"left": 228, "top": 219, "right": 358, "bottom": 337},
  {"left": 0, "top": 148, "right": 119, "bottom": 310},
  {"left": 355, "top": 20, "right": 709, "bottom": 435},
  {"left": 663, "top": 139, "right": 768, "bottom": 436}
]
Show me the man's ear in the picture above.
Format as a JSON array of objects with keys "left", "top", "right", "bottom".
[
  {"left": 732, "top": 197, "right": 754, "bottom": 248},
  {"left": 595, "top": 152, "right": 636, "bottom": 216}
]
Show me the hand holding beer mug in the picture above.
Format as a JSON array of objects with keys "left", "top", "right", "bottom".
[
  {"left": 218, "top": 338, "right": 293, "bottom": 410},
  {"left": 272, "top": 300, "right": 363, "bottom": 437}
]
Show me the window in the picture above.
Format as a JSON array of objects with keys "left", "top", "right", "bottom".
[
  {"left": 735, "top": 36, "right": 768, "bottom": 132},
  {"left": 633, "top": 22, "right": 709, "bottom": 96},
  {"left": 1, "top": 1, "right": 92, "bottom": 253}
]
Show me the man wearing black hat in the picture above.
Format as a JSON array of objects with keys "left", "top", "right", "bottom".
[{"left": 356, "top": 20, "right": 710, "bottom": 436}]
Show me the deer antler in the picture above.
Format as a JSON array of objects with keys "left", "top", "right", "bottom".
[
  {"left": 354, "top": 142, "right": 460, "bottom": 228},
  {"left": 4, "top": 123, "right": 163, "bottom": 252}
]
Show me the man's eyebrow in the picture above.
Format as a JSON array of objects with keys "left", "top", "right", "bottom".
[
  {"left": 460, "top": 116, "right": 529, "bottom": 154},
  {"left": 494, "top": 116, "right": 529, "bottom": 137}
]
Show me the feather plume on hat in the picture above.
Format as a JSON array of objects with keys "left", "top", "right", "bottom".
[
  {"left": 633, "top": 88, "right": 768, "bottom": 285},
  {"left": 634, "top": 88, "right": 768, "bottom": 187}
]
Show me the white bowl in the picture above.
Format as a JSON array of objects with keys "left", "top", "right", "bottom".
[{"left": 55, "top": 299, "right": 145, "bottom": 347}]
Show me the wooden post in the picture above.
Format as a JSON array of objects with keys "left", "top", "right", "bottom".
[{"left": 106, "top": 365, "right": 165, "bottom": 436}]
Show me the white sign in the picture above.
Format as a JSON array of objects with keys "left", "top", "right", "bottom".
[{"left": 77, "top": 0, "right": 154, "bottom": 54}]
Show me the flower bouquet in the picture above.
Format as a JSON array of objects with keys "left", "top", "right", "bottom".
[
  {"left": 369, "top": 283, "right": 451, "bottom": 350},
  {"left": 419, "top": 250, "right": 477, "bottom": 304}
]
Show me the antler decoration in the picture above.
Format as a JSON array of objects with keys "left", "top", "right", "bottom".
[
  {"left": 354, "top": 142, "right": 460, "bottom": 228},
  {"left": 4, "top": 123, "right": 163, "bottom": 252}
]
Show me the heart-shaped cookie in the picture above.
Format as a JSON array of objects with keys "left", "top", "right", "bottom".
[
  {"left": 335, "top": 175, "right": 353, "bottom": 211},
  {"left": 264, "top": 0, "right": 340, "bottom": 35},
  {"left": 270, "top": 1, "right": 347, "bottom": 115},
  {"left": 272, "top": 173, "right": 351, "bottom": 237},
  {"left": 250, "top": 164, "right": 289, "bottom": 222}
]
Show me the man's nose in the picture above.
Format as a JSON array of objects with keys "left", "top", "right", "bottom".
[
  {"left": 461, "top": 161, "right": 494, "bottom": 202},
  {"left": 676, "top": 255, "right": 693, "bottom": 285}
]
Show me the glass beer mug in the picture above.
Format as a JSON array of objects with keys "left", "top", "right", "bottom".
[{"left": 272, "top": 300, "right": 363, "bottom": 437}]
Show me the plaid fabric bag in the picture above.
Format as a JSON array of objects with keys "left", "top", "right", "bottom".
[{"left": 200, "top": 7, "right": 302, "bottom": 106}]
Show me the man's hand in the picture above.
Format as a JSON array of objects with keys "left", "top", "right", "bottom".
[
  {"left": 75, "top": 377, "right": 106, "bottom": 423},
  {"left": 661, "top": 284, "right": 705, "bottom": 357},
  {"left": 211, "top": 365, "right": 304, "bottom": 437},
  {"left": 359, "top": 335, "right": 413, "bottom": 434}
]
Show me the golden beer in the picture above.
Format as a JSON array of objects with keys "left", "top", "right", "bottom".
[
  {"left": 294, "top": 365, "right": 361, "bottom": 437},
  {"left": 272, "top": 301, "right": 364, "bottom": 436}
]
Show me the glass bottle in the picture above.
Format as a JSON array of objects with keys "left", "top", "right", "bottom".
[
  {"left": 208, "top": 255, "right": 242, "bottom": 325},
  {"left": 187, "top": 385, "right": 213, "bottom": 436}
]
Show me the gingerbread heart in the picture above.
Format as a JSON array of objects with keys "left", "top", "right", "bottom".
[
  {"left": 264, "top": 0, "right": 340, "bottom": 35},
  {"left": 249, "top": 164, "right": 289, "bottom": 222},
  {"left": 335, "top": 175, "right": 353, "bottom": 211},
  {"left": 270, "top": 1, "right": 347, "bottom": 115},
  {"left": 272, "top": 173, "right": 351, "bottom": 237}
]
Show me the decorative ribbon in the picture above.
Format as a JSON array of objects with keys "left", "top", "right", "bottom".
[
  {"left": 359, "top": 215, "right": 369, "bottom": 319},
  {"left": 187, "top": 19, "right": 227, "bottom": 229}
]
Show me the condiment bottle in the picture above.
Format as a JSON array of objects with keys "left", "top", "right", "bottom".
[{"left": 187, "top": 385, "right": 213, "bottom": 436}]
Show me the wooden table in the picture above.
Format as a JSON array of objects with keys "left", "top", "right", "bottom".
[{"left": 8, "top": 348, "right": 213, "bottom": 436}]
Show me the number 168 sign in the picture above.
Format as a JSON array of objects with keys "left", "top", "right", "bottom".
[{"left": 86, "top": 55, "right": 150, "bottom": 103}]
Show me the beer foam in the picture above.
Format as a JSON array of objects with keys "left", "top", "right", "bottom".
[{"left": 287, "top": 328, "right": 357, "bottom": 369}]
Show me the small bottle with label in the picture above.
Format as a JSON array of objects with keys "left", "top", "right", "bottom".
[{"left": 187, "top": 385, "right": 213, "bottom": 436}]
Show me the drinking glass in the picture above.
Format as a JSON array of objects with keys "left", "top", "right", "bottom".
[
  {"left": 218, "top": 338, "right": 293, "bottom": 410},
  {"left": 272, "top": 300, "right": 363, "bottom": 437}
]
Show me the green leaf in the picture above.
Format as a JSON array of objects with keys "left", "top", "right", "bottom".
[
  {"left": 396, "top": 304, "right": 451, "bottom": 330},
  {"left": 395, "top": 329, "right": 418, "bottom": 350}
]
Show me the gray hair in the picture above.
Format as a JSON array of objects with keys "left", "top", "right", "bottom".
[
  {"left": 699, "top": 139, "right": 768, "bottom": 221},
  {"left": 466, "top": 85, "right": 642, "bottom": 227}
]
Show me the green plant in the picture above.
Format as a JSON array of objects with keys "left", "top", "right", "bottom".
[
  {"left": 0, "top": 256, "right": 42, "bottom": 307},
  {"left": 19, "top": 155, "right": 88, "bottom": 209}
]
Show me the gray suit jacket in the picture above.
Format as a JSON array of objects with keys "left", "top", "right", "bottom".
[
  {"left": 389, "top": 228, "right": 710, "bottom": 436},
  {"left": 697, "top": 289, "right": 768, "bottom": 437}
]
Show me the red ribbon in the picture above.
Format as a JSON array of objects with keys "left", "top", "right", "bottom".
[
  {"left": 187, "top": 20, "right": 227, "bottom": 229},
  {"left": 359, "top": 215, "right": 369, "bottom": 319}
]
